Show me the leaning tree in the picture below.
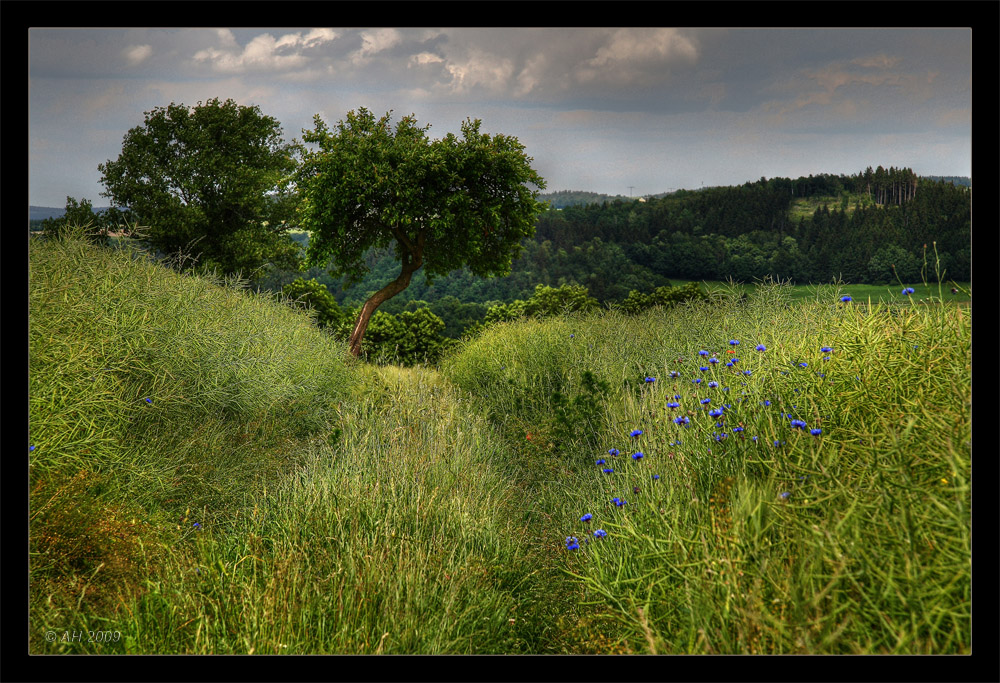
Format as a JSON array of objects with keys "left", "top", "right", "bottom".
[
  {"left": 99, "top": 98, "right": 302, "bottom": 277},
  {"left": 295, "top": 108, "right": 547, "bottom": 357}
]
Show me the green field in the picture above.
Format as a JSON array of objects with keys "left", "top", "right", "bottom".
[{"left": 29, "top": 233, "right": 972, "bottom": 656}]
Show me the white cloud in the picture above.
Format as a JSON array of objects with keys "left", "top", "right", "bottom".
[
  {"left": 193, "top": 29, "right": 337, "bottom": 73},
  {"left": 123, "top": 44, "right": 152, "bottom": 66},
  {"left": 351, "top": 28, "right": 402, "bottom": 65}
]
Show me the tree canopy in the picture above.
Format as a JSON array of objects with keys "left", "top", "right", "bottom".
[
  {"left": 295, "top": 108, "right": 546, "bottom": 356},
  {"left": 98, "top": 97, "right": 302, "bottom": 277}
]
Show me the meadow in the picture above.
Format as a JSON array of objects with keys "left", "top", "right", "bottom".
[{"left": 28, "top": 232, "right": 972, "bottom": 656}]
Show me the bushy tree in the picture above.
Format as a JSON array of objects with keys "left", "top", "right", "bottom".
[
  {"left": 99, "top": 98, "right": 302, "bottom": 277},
  {"left": 281, "top": 277, "right": 346, "bottom": 329},
  {"left": 294, "top": 108, "right": 546, "bottom": 357},
  {"left": 39, "top": 197, "right": 132, "bottom": 245}
]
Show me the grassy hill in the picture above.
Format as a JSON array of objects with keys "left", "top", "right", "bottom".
[{"left": 28, "top": 231, "right": 972, "bottom": 658}]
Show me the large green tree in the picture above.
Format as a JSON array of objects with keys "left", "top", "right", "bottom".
[
  {"left": 295, "top": 108, "right": 546, "bottom": 357},
  {"left": 98, "top": 98, "right": 302, "bottom": 277}
]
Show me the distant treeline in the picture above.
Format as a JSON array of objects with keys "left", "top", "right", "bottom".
[{"left": 257, "top": 169, "right": 970, "bottom": 326}]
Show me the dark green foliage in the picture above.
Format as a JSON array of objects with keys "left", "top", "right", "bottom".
[
  {"left": 619, "top": 281, "right": 706, "bottom": 314},
  {"left": 281, "top": 277, "right": 346, "bottom": 329},
  {"left": 549, "top": 370, "right": 611, "bottom": 456},
  {"left": 98, "top": 98, "right": 302, "bottom": 277},
  {"left": 38, "top": 197, "right": 133, "bottom": 245}
]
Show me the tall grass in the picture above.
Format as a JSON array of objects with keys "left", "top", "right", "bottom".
[
  {"left": 441, "top": 281, "right": 972, "bottom": 653},
  {"left": 29, "top": 232, "right": 591, "bottom": 654}
]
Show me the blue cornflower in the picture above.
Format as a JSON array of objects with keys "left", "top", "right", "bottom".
[
  {"left": 790, "top": 419, "right": 807, "bottom": 430},
  {"left": 840, "top": 295, "right": 852, "bottom": 302},
  {"left": 798, "top": 362, "right": 808, "bottom": 368},
  {"left": 709, "top": 408, "right": 723, "bottom": 417},
  {"left": 144, "top": 397, "right": 153, "bottom": 404},
  {"left": 193, "top": 522, "right": 202, "bottom": 530},
  {"left": 632, "top": 452, "right": 644, "bottom": 460},
  {"left": 566, "top": 536, "right": 580, "bottom": 550},
  {"left": 674, "top": 416, "right": 690, "bottom": 425},
  {"left": 667, "top": 401, "right": 680, "bottom": 409},
  {"left": 729, "top": 340, "right": 740, "bottom": 346},
  {"left": 725, "top": 360, "right": 735, "bottom": 367},
  {"left": 708, "top": 381, "right": 719, "bottom": 388},
  {"left": 630, "top": 429, "right": 643, "bottom": 438},
  {"left": 743, "top": 370, "right": 752, "bottom": 375},
  {"left": 674, "top": 395, "right": 681, "bottom": 399},
  {"left": 692, "top": 378, "right": 702, "bottom": 384},
  {"left": 700, "top": 398, "right": 711, "bottom": 404},
  {"left": 580, "top": 513, "right": 593, "bottom": 522},
  {"left": 756, "top": 344, "right": 766, "bottom": 352},
  {"left": 902, "top": 287, "right": 915, "bottom": 295},
  {"left": 608, "top": 448, "right": 620, "bottom": 456},
  {"left": 709, "top": 357, "right": 720, "bottom": 365},
  {"left": 29, "top": 445, "right": 36, "bottom": 451},
  {"left": 652, "top": 474, "right": 660, "bottom": 480},
  {"left": 779, "top": 491, "right": 791, "bottom": 500},
  {"left": 603, "top": 468, "right": 614, "bottom": 474},
  {"left": 612, "top": 497, "right": 627, "bottom": 507},
  {"left": 762, "top": 400, "right": 771, "bottom": 406},
  {"left": 669, "top": 371, "right": 680, "bottom": 378},
  {"left": 593, "top": 529, "right": 608, "bottom": 538},
  {"left": 733, "top": 426, "right": 744, "bottom": 433},
  {"left": 820, "top": 346, "right": 833, "bottom": 352},
  {"left": 645, "top": 377, "right": 656, "bottom": 383},
  {"left": 700, "top": 366, "right": 709, "bottom": 372},
  {"left": 596, "top": 459, "right": 606, "bottom": 465},
  {"left": 570, "top": 334, "right": 574, "bottom": 338},
  {"left": 752, "top": 436, "right": 758, "bottom": 442},
  {"left": 699, "top": 350, "right": 709, "bottom": 356},
  {"left": 810, "top": 428, "right": 823, "bottom": 436}
]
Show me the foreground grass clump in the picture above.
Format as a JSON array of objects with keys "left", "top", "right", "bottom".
[
  {"left": 441, "top": 282, "right": 971, "bottom": 653},
  {"left": 29, "top": 233, "right": 358, "bottom": 649}
]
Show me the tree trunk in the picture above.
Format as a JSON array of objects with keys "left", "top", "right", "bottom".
[{"left": 347, "top": 248, "right": 422, "bottom": 358}]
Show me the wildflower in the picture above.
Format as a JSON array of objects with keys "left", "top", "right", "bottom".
[
  {"left": 902, "top": 287, "right": 915, "bottom": 295},
  {"left": 667, "top": 401, "right": 680, "bottom": 409},
  {"left": 790, "top": 419, "right": 807, "bottom": 430},
  {"left": 674, "top": 416, "right": 690, "bottom": 425},
  {"left": 761, "top": 400, "right": 771, "bottom": 406},
  {"left": 798, "top": 362, "right": 808, "bottom": 368},
  {"left": 593, "top": 529, "right": 608, "bottom": 538},
  {"left": 566, "top": 536, "right": 580, "bottom": 550},
  {"left": 29, "top": 445, "right": 36, "bottom": 451},
  {"left": 652, "top": 474, "right": 660, "bottom": 480},
  {"left": 700, "top": 366, "right": 709, "bottom": 372},
  {"left": 580, "top": 513, "right": 593, "bottom": 522},
  {"left": 608, "top": 448, "right": 620, "bottom": 456},
  {"left": 700, "top": 398, "right": 711, "bottom": 404},
  {"left": 743, "top": 370, "right": 752, "bottom": 376},
  {"left": 193, "top": 522, "right": 202, "bottom": 530},
  {"left": 810, "top": 428, "right": 822, "bottom": 436},
  {"left": 708, "top": 381, "right": 719, "bottom": 388},
  {"left": 709, "top": 408, "right": 723, "bottom": 417},
  {"left": 820, "top": 346, "right": 833, "bottom": 353},
  {"left": 840, "top": 295, "right": 852, "bottom": 302},
  {"left": 725, "top": 361, "right": 735, "bottom": 367},
  {"left": 756, "top": 344, "right": 766, "bottom": 352},
  {"left": 709, "top": 358, "right": 720, "bottom": 365},
  {"left": 631, "top": 452, "right": 644, "bottom": 460},
  {"left": 669, "top": 371, "right": 680, "bottom": 378},
  {"left": 596, "top": 459, "right": 606, "bottom": 465},
  {"left": 612, "top": 498, "right": 627, "bottom": 507},
  {"left": 692, "top": 378, "right": 702, "bottom": 384},
  {"left": 729, "top": 340, "right": 740, "bottom": 346},
  {"left": 630, "top": 429, "right": 643, "bottom": 438},
  {"left": 602, "top": 468, "right": 614, "bottom": 474},
  {"left": 699, "top": 350, "right": 709, "bottom": 356},
  {"left": 645, "top": 377, "right": 656, "bottom": 383},
  {"left": 752, "top": 436, "right": 758, "bottom": 442},
  {"left": 144, "top": 397, "right": 153, "bottom": 404},
  {"left": 733, "top": 426, "right": 744, "bottom": 433},
  {"left": 779, "top": 491, "right": 791, "bottom": 500},
  {"left": 674, "top": 395, "right": 681, "bottom": 399},
  {"left": 570, "top": 334, "right": 574, "bottom": 338}
]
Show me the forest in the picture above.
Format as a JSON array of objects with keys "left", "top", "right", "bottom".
[{"left": 253, "top": 168, "right": 970, "bottom": 335}]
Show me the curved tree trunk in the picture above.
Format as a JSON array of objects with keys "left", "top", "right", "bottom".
[{"left": 347, "top": 249, "right": 422, "bottom": 358}]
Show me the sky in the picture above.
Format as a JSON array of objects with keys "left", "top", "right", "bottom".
[{"left": 28, "top": 27, "right": 972, "bottom": 208}]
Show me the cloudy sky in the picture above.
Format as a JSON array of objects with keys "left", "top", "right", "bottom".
[{"left": 28, "top": 27, "right": 971, "bottom": 208}]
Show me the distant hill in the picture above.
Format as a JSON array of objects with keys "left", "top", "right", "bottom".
[
  {"left": 30, "top": 205, "right": 113, "bottom": 222},
  {"left": 538, "top": 190, "right": 631, "bottom": 208},
  {"left": 921, "top": 176, "right": 971, "bottom": 188}
]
